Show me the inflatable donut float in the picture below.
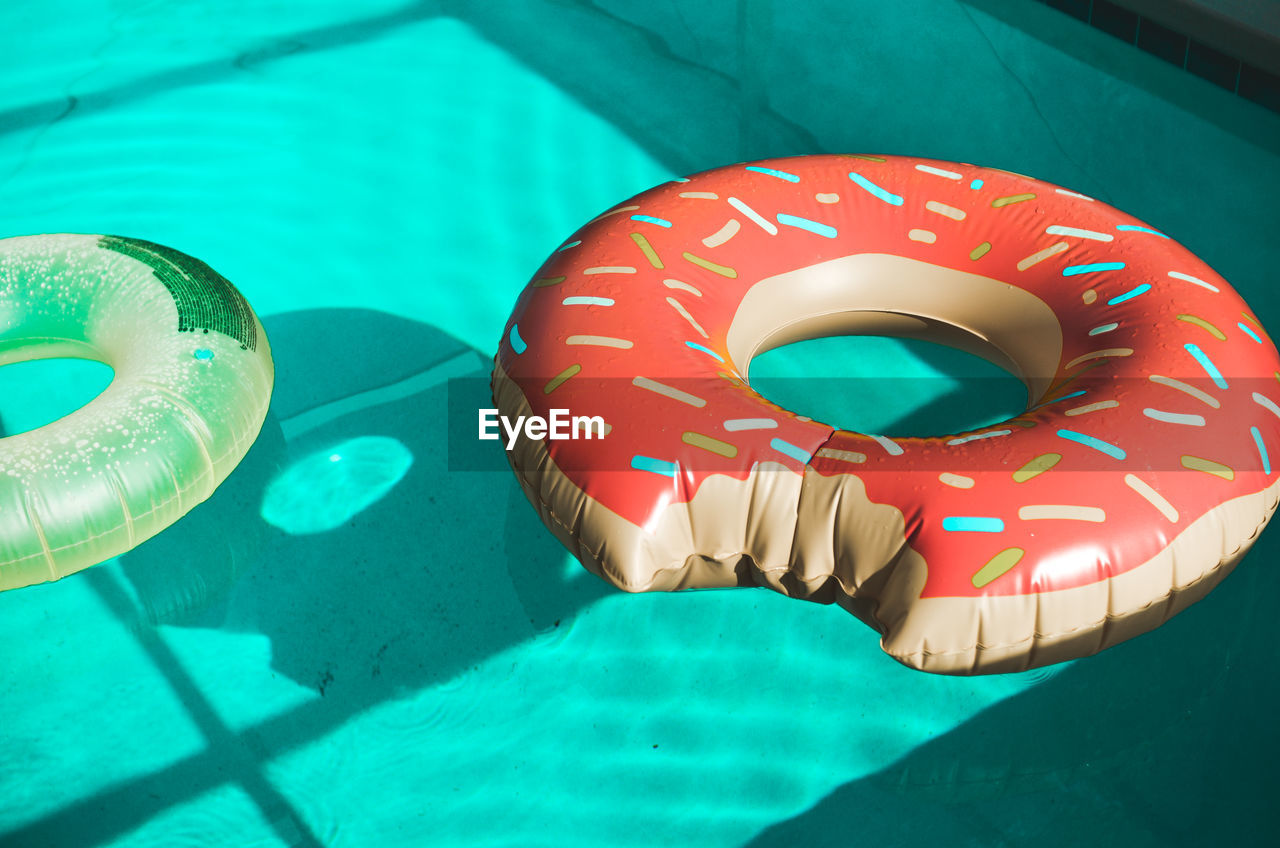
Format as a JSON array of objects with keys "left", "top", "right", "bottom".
[
  {"left": 492, "top": 155, "right": 1280, "bottom": 674},
  {"left": 0, "top": 234, "right": 273, "bottom": 591}
]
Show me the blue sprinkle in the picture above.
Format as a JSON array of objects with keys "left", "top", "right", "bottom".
[
  {"left": 848, "top": 172, "right": 904, "bottom": 205},
  {"left": 685, "top": 341, "right": 724, "bottom": 362},
  {"left": 1063, "top": 262, "right": 1126, "bottom": 276},
  {"left": 776, "top": 213, "right": 837, "bottom": 238},
  {"left": 631, "top": 455, "right": 677, "bottom": 477},
  {"left": 1253, "top": 426, "right": 1271, "bottom": 475},
  {"left": 556, "top": 240, "right": 581, "bottom": 253},
  {"left": 1107, "top": 283, "right": 1152, "bottom": 305},
  {"left": 1185, "top": 343, "right": 1228, "bottom": 389},
  {"left": 770, "top": 437, "right": 812, "bottom": 464},
  {"left": 745, "top": 165, "right": 800, "bottom": 183},
  {"left": 1239, "top": 322, "right": 1264, "bottom": 344},
  {"left": 1030, "top": 389, "right": 1086, "bottom": 411},
  {"left": 630, "top": 214, "right": 672, "bottom": 228},
  {"left": 970, "top": 179, "right": 984, "bottom": 190},
  {"left": 1057, "top": 429, "right": 1126, "bottom": 460},
  {"left": 509, "top": 324, "right": 527, "bottom": 354},
  {"left": 942, "top": 516, "right": 1004, "bottom": 533},
  {"left": 193, "top": 348, "right": 214, "bottom": 361},
  {"left": 1116, "top": 225, "right": 1169, "bottom": 238}
]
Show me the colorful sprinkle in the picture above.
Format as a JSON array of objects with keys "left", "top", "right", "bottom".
[
  {"left": 702, "top": 218, "right": 741, "bottom": 248},
  {"left": 632, "top": 376, "right": 705, "bottom": 407},
  {"left": 1252, "top": 391, "right": 1280, "bottom": 420},
  {"left": 916, "top": 164, "right": 963, "bottom": 179},
  {"left": 817, "top": 448, "right": 867, "bottom": 464},
  {"left": 544, "top": 364, "right": 581, "bottom": 394},
  {"left": 1082, "top": 289, "right": 1098, "bottom": 304},
  {"left": 970, "top": 179, "right": 984, "bottom": 190},
  {"left": 1168, "top": 271, "right": 1219, "bottom": 292},
  {"left": 943, "top": 516, "right": 1004, "bottom": 532},
  {"left": 972, "top": 547, "right": 1024, "bottom": 588},
  {"left": 848, "top": 171, "right": 904, "bottom": 205},
  {"left": 1018, "top": 505, "right": 1106, "bottom": 522},
  {"left": 679, "top": 191, "right": 719, "bottom": 200},
  {"left": 1116, "top": 224, "right": 1168, "bottom": 238},
  {"left": 1065, "top": 348, "right": 1133, "bottom": 369},
  {"left": 1016, "top": 242, "right": 1068, "bottom": 270},
  {"left": 1150, "top": 374, "right": 1220, "bottom": 408},
  {"left": 1055, "top": 188, "right": 1094, "bottom": 201},
  {"left": 1089, "top": 322, "right": 1119, "bottom": 336},
  {"left": 630, "top": 214, "right": 672, "bottom": 228},
  {"left": 724, "top": 418, "right": 777, "bottom": 431},
  {"left": 532, "top": 276, "right": 566, "bottom": 287},
  {"left": 509, "top": 324, "right": 527, "bottom": 354},
  {"left": 556, "top": 240, "right": 581, "bottom": 252},
  {"left": 1065, "top": 400, "right": 1118, "bottom": 416},
  {"left": 871, "top": 434, "right": 904, "bottom": 456},
  {"left": 992, "top": 193, "right": 1035, "bottom": 207},
  {"left": 1046, "top": 225, "right": 1113, "bottom": 242},
  {"left": 1107, "top": 284, "right": 1151, "bottom": 304},
  {"left": 815, "top": 193, "right": 840, "bottom": 203},
  {"left": 588, "top": 205, "right": 640, "bottom": 224},
  {"left": 777, "top": 213, "right": 837, "bottom": 238},
  {"left": 630, "top": 232, "right": 664, "bottom": 268},
  {"left": 1185, "top": 343, "right": 1228, "bottom": 389},
  {"left": 567, "top": 335, "right": 633, "bottom": 349},
  {"left": 584, "top": 266, "right": 636, "bottom": 275},
  {"left": 562, "top": 296, "right": 615, "bottom": 306},
  {"left": 947, "top": 429, "right": 1011, "bottom": 445},
  {"left": 970, "top": 242, "right": 992, "bottom": 260},
  {"left": 631, "top": 455, "right": 677, "bottom": 477},
  {"left": 663, "top": 278, "right": 702, "bottom": 296},
  {"left": 770, "top": 438, "right": 812, "bottom": 464},
  {"left": 683, "top": 431, "right": 738, "bottom": 457},
  {"left": 1057, "top": 429, "right": 1126, "bottom": 460},
  {"left": 1063, "top": 262, "right": 1126, "bottom": 276},
  {"left": 1143, "top": 408, "right": 1206, "bottom": 427},
  {"left": 666, "top": 296, "right": 708, "bottom": 337},
  {"left": 1239, "top": 322, "right": 1264, "bottom": 344},
  {"left": 1124, "top": 474, "right": 1178, "bottom": 522},
  {"left": 685, "top": 341, "right": 723, "bottom": 361},
  {"left": 926, "top": 200, "right": 966, "bottom": 220},
  {"left": 1181, "top": 455, "right": 1234, "bottom": 480},
  {"left": 727, "top": 196, "right": 778, "bottom": 234},
  {"left": 745, "top": 165, "right": 800, "bottom": 182},
  {"left": 1176, "top": 314, "right": 1226, "bottom": 340},
  {"left": 682, "top": 252, "right": 737, "bottom": 278},
  {"left": 907, "top": 229, "right": 937, "bottom": 244},
  {"left": 1013, "top": 453, "right": 1062, "bottom": 482},
  {"left": 938, "top": 472, "right": 975, "bottom": 488},
  {"left": 1253, "top": 426, "right": 1271, "bottom": 475}
]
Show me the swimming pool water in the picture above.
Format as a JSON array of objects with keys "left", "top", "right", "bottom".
[{"left": 2, "top": 2, "right": 1278, "bottom": 846}]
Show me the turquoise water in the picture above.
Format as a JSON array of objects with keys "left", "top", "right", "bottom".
[{"left": 1, "top": 2, "right": 1278, "bottom": 846}]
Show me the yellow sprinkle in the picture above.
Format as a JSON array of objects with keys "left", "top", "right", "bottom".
[
  {"left": 972, "top": 547, "right": 1025, "bottom": 588},
  {"left": 1242, "top": 311, "right": 1263, "bottom": 330},
  {"left": 566, "top": 335, "right": 633, "bottom": 349},
  {"left": 666, "top": 296, "right": 707, "bottom": 338},
  {"left": 939, "top": 472, "right": 975, "bottom": 489},
  {"left": 1082, "top": 289, "right": 1097, "bottom": 304},
  {"left": 1013, "top": 453, "right": 1061, "bottom": 482},
  {"left": 544, "top": 364, "right": 581, "bottom": 394},
  {"left": 532, "top": 275, "right": 566, "bottom": 287},
  {"left": 842, "top": 154, "right": 886, "bottom": 162},
  {"left": 588, "top": 205, "right": 640, "bottom": 224},
  {"left": 969, "top": 242, "right": 991, "bottom": 260},
  {"left": 815, "top": 193, "right": 840, "bottom": 204},
  {"left": 1016, "top": 241, "right": 1069, "bottom": 271},
  {"left": 1124, "top": 473, "right": 1179, "bottom": 522},
  {"left": 683, "top": 251, "right": 737, "bottom": 278},
  {"left": 630, "top": 232, "right": 664, "bottom": 269},
  {"left": 1064, "top": 400, "right": 1119, "bottom": 416},
  {"left": 1018, "top": 505, "right": 1106, "bottom": 522},
  {"left": 816, "top": 448, "right": 867, "bottom": 464},
  {"left": 1176, "top": 314, "right": 1226, "bottom": 341},
  {"left": 682, "top": 431, "right": 737, "bottom": 458},
  {"left": 679, "top": 191, "right": 719, "bottom": 199},
  {"left": 908, "top": 229, "right": 937, "bottom": 243},
  {"left": 925, "top": 200, "right": 966, "bottom": 220},
  {"left": 1180, "top": 455, "right": 1234, "bottom": 480},
  {"left": 992, "top": 193, "right": 1035, "bottom": 208},
  {"left": 1065, "top": 348, "right": 1134, "bottom": 370}
]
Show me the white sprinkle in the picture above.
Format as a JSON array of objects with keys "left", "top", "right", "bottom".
[
  {"left": 663, "top": 278, "right": 702, "bottom": 296},
  {"left": 1143, "top": 408, "right": 1206, "bottom": 427},
  {"left": 925, "top": 200, "right": 965, "bottom": 220},
  {"left": 871, "top": 434, "right": 904, "bottom": 455},
  {"left": 562, "top": 296, "right": 614, "bottom": 306},
  {"left": 939, "top": 472, "right": 975, "bottom": 488},
  {"left": 727, "top": 196, "right": 778, "bottom": 235},
  {"left": 702, "top": 218, "right": 741, "bottom": 248},
  {"left": 1125, "top": 473, "right": 1178, "bottom": 522},
  {"left": 1046, "top": 225, "right": 1113, "bottom": 242},
  {"left": 723, "top": 418, "right": 777, "bottom": 431},
  {"left": 1253, "top": 391, "right": 1280, "bottom": 420},
  {"left": 947, "top": 429, "right": 1012, "bottom": 445},
  {"left": 915, "top": 164, "right": 962, "bottom": 180},
  {"left": 1168, "top": 271, "right": 1219, "bottom": 293},
  {"left": 1055, "top": 188, "right": 1095, "bottom": 201}
]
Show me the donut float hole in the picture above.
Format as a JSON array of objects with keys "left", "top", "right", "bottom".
[
  {"left": 748, "top": 334, "right": 1027, "bottom": 439},
  {"left": 0, "top": 357, "right": 115, "bottom": 438}
]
